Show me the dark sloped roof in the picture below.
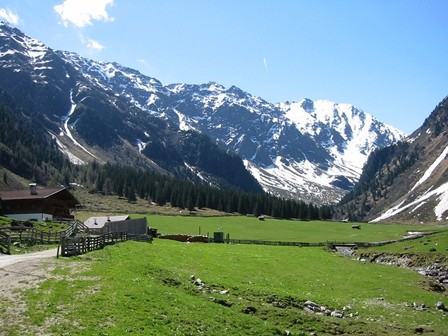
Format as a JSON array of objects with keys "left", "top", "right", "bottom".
[{"left": 0, "top": 187, "right": 80, "bottom": 206}]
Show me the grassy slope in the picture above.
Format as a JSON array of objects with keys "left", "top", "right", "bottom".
[
  {"left": 71, "top": 189, "right": 230, "bottom": 220},
  {"left": 362, "top": 230, "right": 448, "bottom": 256},
  {"left": 0, "top": 167, "right": 29, "bottom": 191},
  {"left": 14, "top": 240, "right": 447, "bottom": 336}
]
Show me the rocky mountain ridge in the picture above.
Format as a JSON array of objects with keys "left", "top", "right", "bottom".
[{"left": 0, "top": 22, "right": 405, "bottom": 203}]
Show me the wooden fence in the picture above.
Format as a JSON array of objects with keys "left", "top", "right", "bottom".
[
  {"left": 59, "top": 232, "right": 128, "bottom": 257},
  {"left": 0, "top": 219, "right": 153, "bottom": 256},
  {"left": 0, "top": 220, "right": 94, "bottom": 254},
  {"left": 227, "top": 239, "right": 326, "bottom": 247},
  {"left": 127, "top": 233, "right": 154, "bottom": 243},
  {"left": 226, "top": 235, "right": 427, "bottom": 248},
  {"left": 0, "top": 226, "right": 68, "bottom": 254},
  {"left": 59, "top": 232, "right": 153, "bottom": 257}
]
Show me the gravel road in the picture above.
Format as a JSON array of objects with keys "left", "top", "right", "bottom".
[{"left": 0, "top": 248, "right": 58, "bottom": 268}]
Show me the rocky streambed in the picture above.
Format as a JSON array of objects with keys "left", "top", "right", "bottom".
[{"left": 355, "top": 252, "right": 448, "bottom": 291}]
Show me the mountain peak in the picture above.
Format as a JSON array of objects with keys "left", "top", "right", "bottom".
[
  {"left": 0, "top": 23, "right": 406, "bottom": 204},
  {"left": 300, "top": 98, "right": 314, "bottom": 112}
]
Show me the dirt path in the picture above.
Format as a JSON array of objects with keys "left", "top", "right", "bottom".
[
  {"left": 0, "top": 248, "right": 59, "bottom": 298},
  {"left": 0, "top": 249, "right": 60, "bottom": 335},
  {"left": 0, "top": 248, "right": 58, "bottom": 268}
]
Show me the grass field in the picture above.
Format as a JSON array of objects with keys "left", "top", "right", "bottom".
[
  {"left": 8, "top": 239, "right": 447, "bottom": 335},
  {"left": 143, "top": 214, "right": 445, "bottom": 243},
  {"left": 2, "top": 209, "right": 448, "bottom": 335}
]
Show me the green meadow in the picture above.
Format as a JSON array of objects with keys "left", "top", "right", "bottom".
[
  {"left": 2, "top": 215, "right": 448, "bottom": 335},
  {"left": 11, "top": 239, "right": 447, "bottom": 335},
  {"left": 144, "top": 215, "right": 443, "bottom": 243}
]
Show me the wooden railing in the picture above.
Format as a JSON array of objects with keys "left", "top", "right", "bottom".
[
  {"left": 59, "top": 232, "right": 128, "bottom": 257},
  {"left": 0, "top": 220, "right": 87, "bottom": 254},
  {"left": 64, "top": 220, "right": 89, "bottom": 237},
  {"left": 0, "top": 219, "right": 153, "bottom": 256},
  {"left": 0, "top": 227, "right": 65, "bottom": 244}
]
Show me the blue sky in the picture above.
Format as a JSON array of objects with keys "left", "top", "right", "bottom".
[{"left": 1, "top": 0, "right": 447, "bottom": 134}]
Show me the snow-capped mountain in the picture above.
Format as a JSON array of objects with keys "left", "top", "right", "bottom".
[
  {"left": 0, "top": 22, "right": 405, "bottom": 203},
  {"left": 139, "top": 82, "right": 404, "bottom": 203},
  {"left": 0, "top": 22, "right": 262, "bottom": 193}
]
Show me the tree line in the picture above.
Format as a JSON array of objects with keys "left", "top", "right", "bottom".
[{"left": 77, "top": 161, "right": 333, "bottom": 220}]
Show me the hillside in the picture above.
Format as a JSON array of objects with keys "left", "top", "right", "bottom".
[{"left": 339, "top": 95, "right": 448, "bottom": 223}]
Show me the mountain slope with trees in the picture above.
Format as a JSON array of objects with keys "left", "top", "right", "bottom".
[
  {"left": 0, "top": 86, "right": 330, "bottom": 220},
  {"left": 338, "top": 95, "right": 448, "bottom": 223}
]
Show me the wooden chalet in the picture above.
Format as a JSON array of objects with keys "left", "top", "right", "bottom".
[{"left": 0, "top": 184, "right": 80, "bottom": 221}]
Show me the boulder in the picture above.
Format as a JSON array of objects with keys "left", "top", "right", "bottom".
[
  {"left": 330, "top": 310, "right": 344, "bottom": 318},
  {"left": 242, "top": 306, "right": 257, "bottom": 314},
  {"left": 436, "top": 301, "right": 445, "bottom": 311}
]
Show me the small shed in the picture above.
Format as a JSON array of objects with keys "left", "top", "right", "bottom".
[
  {"left": 84, "top": 215, "right": 148, "bottom": 235},
  {"left": 0, "top": 184, "right": 80, "bottom": 221},
  {"left": 105, "top": 218, "right": 148, "bottom": 235},
  {"left": 84, "top": 215, "right": 130, "bottom": 234}
]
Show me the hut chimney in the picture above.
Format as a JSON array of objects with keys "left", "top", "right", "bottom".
[{"left": 29, "top": 183, "right": 37, "bottom": 195}]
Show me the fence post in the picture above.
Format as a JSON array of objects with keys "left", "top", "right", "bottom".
[
  {"left": 7, "top": 234, "right": 11, "bottom": 254},
  {"left": 60, "top": 237, "right": 65, "bottom": 257}
]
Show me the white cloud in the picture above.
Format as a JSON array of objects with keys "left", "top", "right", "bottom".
[
  {"left": 86, "top": 38, "right": 105, "bottom": 52},
  {"left": 0, "top": 8, "right": 20, "bottom": 25},
  {"left": 78, "top": 34, "right": 105, "bottom": 53},
  {"left": 54, "top": 0, "right": 114, "bottom": 28}
]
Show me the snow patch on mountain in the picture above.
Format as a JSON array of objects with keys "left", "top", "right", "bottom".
[
  {"left": 435, "top": 188, "right": 448, "bottom": 220},
  {"left": 50, "top": 133, "right": 86, "bottom": 165},
  {"left": 411, "top": 144, "right": 448, "bottom": 191},
  {"left": 370, "top": 182, "right": 448, "bottom": 222},
  {"left": 371, "top": 142, "right": 448, "bottom": 222},
  {"left": 59, "top": 90, "right": 98, "bottom": 160},
  {"left": 174, "top": 109, "right": 196, "bottom": 131},
  {"left": 136, "top": 139, "right": 148, "bottom": 153}
]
